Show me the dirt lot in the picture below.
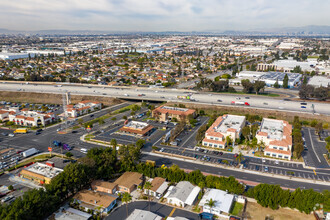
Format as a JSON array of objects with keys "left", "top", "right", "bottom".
[
  {"left": 174, "top": 102, "right": 330, "bottom": 123},
  {"left": 245, "top": 201, "right": 314, "bottom": 220},
  {"left": 0, "top": 91, "right": 123, "bottom": 106}
]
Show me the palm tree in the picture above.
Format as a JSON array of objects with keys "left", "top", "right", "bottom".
[
  {"left": 144, "top": 181, "right": 153, "bottom": 211},
  {"left": 206, "top": 198, "right": 216, "bottom": 214},
  {"left": 236, "top": 152, "right": 244, "bottom": 164},
  {"left": 122, "top": 192, "right": 132, "bottom": 218}
]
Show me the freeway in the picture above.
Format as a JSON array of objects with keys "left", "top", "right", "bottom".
[{"left": 0, "top": 81, "right": 329, "bottom": 115}]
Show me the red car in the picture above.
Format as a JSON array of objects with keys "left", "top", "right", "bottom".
[
  {"left": 16, "top": 151, "right": 22, "bottom": 154},
  {"left": 234, "top": 153, "right": 238, "bottom": 158}
]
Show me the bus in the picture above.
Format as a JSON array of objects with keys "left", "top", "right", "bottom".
[{"left": 13, "top": 128, "right": 28, "bottom": 134}]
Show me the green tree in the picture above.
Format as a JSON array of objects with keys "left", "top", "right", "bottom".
[
  {"left": 122, "top": 192, "right": 132, "bottom": 218},
  {"left": 254, "top": 81, "right": 266, "bottom": 94},
  {"left": 144, "top": 181, "right": 153, "bottom": 211},
  {"left": 303, "top": 75, "right": 308, "bottom": 85},
  {"left": 273, "top": 79, "right": 280, "bottom": 88},
  {"left": 242, "top": 126, "right": 251, "bottom": 141},
  {"left": 65, "top": 152, "right": 73, "bottom": 157},
  {"left": 110, "top": 139, "right": 117, "bottom": 148},
  {"left": 235, "top": 152, "right": 244, "bottom": 164},
  {"left": 283, "top": 74, "right": 289, "bottom": 88},
  {"left": 8, "top": 185, "right": 13, "bottom": 191},
  {"left": 206, "top": 198, "right": 216, "bottom": 214}
]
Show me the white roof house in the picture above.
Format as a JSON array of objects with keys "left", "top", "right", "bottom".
[
  {"left": 127, "top": 209, "right": 162, "bottom": 220},
  {"left": 164, "top": 181, "right": 201, "bottom": 207},
  {"left": 199, "top": 189, "right": 235, "bottom": 215}
]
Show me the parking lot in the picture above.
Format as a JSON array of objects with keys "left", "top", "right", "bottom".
[
  {"left": 156, "top": 145, "right": 330, "bottom": 182},
  {"left": 302, "top": 127, "right": 329, "bottom": 169}
]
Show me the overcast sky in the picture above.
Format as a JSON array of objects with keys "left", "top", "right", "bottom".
[{"left": 1, "top": 0, "right": 330, "bottom": 31}]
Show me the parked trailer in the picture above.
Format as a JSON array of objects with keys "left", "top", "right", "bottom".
[
  {"left": 22, "top": 148, "right": 39, "bottom": 157},
  {"left": 231, "top": 101, "right": 250, "bottom": 106}
]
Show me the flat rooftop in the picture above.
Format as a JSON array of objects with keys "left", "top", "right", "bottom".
[
  {"left": 124, "top": 121, "right": 149, "bottom": 130},
  {"left": 215, "top": 115, "right": 245, "bottom": 133},
  {"left": 259, "top": 72, "right": 301, "bottom": 82},
  {"left": 24, "top": 162, "right": 63, "bottom": 179},
  {"left": 260, "top": 118, "right": 284, "bottom": 140},
  {"left": 160, "top": 106, "right": 188, "bottom": 112},
  {"left": 308, "top": 76, "right": 330, "bottom": 87}
]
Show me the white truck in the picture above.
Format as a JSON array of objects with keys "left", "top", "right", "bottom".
[{"left": 22, "top": 148, "right": 39, "bottom": 158}]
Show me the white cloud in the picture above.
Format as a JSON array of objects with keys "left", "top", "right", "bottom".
[{"left": 0, "top": 0, "right": 329, "bottom": 31}]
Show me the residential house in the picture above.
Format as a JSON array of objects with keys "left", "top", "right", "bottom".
[
  {"left": 91, "top": 180, "right": 117, "bottom": 195},
  {"left": 73, "top": 189, "right": 117, "bottom": 213},
  {"left": 199, "top": 189, "right": 235, "bottom": 215},
  {"left": 114, "top": 172, "right": 143, "bottom": 193},
  {"left": 164, "top": 181, "right": 201, "bottom": 207},
  {"left": 144, "top": 177, "right": 169, "bottom": 199}
]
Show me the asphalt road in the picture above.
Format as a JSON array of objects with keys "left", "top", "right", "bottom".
[
  {"left": 107, "top": 201, "right": 199, "bottom": 220},
  {"left": 0, "top": 82, "right": 329, "bottom": 115}
]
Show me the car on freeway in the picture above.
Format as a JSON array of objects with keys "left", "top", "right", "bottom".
[
  {"left": 160, "top": 96, "right": 165, "bottom": 98},
  {"left": 217, "top": 99, "right": 222, "bottom": 102},
  {"left": 245, "top": 97, "right": 250, "bottom": 99},
  {"left": 263, "top": 102, "right": 268, "bottom": 105},
  {"left": 301, "top": 106, "right": 306, "bottom": 108},
  {"left": 236, "top": 97, "right": 241, "bottom": 100},
  {"left": 300, "top": 102, "right": 307, "bottom": 105}
]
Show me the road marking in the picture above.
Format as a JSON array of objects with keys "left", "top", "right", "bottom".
[
  {"left": 313, "top": 170, "right": 317, "bottom": 176},
  {"left": 182, "top": 149, "right": 186, "bottom": 154},
  {"left": 308, "top": 129, "right": 321, "bottom": 163},
  {"left": 169, "top": 208, "right": 176, "bottom": 217}
]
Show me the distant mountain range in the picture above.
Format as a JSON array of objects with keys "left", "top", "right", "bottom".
[{"left": 0, "top": 25, "right": 329, "bottom": 36}]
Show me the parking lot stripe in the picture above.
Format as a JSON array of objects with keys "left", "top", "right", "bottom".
[{"left": 169, "top": 208, "right": 176, "bottom": 217}]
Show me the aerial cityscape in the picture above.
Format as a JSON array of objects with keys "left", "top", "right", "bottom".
[{"left": 0, "top": 1, "right": 329, "bottom": 220}]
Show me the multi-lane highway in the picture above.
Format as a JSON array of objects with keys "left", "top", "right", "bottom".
[{"left": 0, "top": 81, "right": 329, "bottom": 116}]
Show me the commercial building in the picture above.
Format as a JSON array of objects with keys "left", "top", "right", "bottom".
[
  {"left": 152, "top": 105, "right": 196, "bottom": 122},
  {"left": 144, "top": 177, "right": 169, "bottom": 199},
  {"left": 202, "top": 115, "right": 246, "bottom": 149},
  {"left": 164, "top": 181, "right": 200, "bottom": 207},
  {"left": 199, "top": 189, "right": 234, "bottom": 215},
  {"left": 237, "top": 71, "right": 302, "bottom": 88},
  {"left": 114, "top": 172, "right": 143, "bottom": 193},
  {"left": 7, "top": 109, "right": 56, "bottom": 127},
  {"left": 19, "top": 162, "right": 63, "bottom": 184},
  {"left": 65, "top": 101, "right": 102, "bottom": 118},
  {"left": 308, "top": 76, "right": 330, "bottom": 88},
  {"left": 91, "top": 180, "right": 117, "bottom": 195},
  {"left": 256, "top": 118, "right": 292, "bottom": 160},
  {"left": 73, "top": 189, "right": 117, "bottom": 213},
  {"left": 127, "top": 209, "right": 162, "bottom": 220},
  {"left": 119, "top": 121, "right": 154, "bottom": 137}
]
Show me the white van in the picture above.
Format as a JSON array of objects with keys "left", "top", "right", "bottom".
[{"left": 80, "top": 148, "right": 88, "bottom": 154}]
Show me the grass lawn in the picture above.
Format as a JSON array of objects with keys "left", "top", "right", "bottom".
[
  {"left": 246, "top": 201, "right": 314, "bottom": 220},
  {"left": 230, "top": 201, "right": 244, "bottom": 216}
]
